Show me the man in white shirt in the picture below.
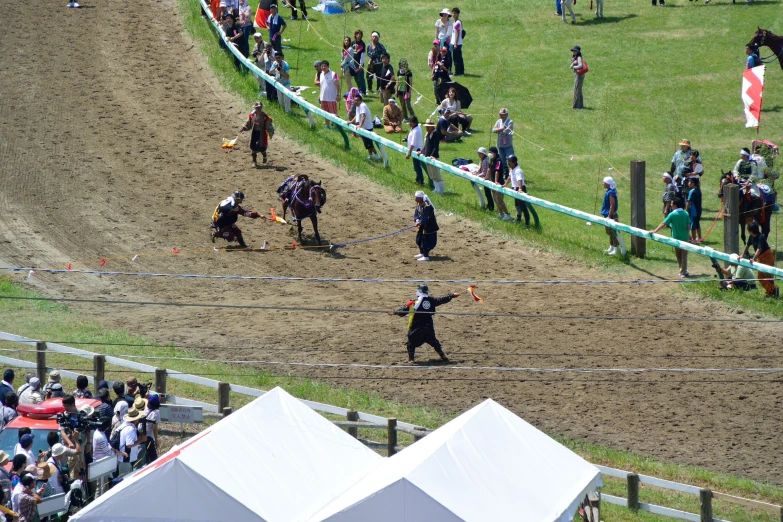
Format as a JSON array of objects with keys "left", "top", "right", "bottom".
[
  {"left": 15, "top": 434, "right": 35, "bottom": 467},
  {"left": 19, "top": 377, "right": 42, "bottom": 405},
  {"left": 451, "top": 8, "right": 464, "bottom": 76},
  {"left": 504, "top": 155, "right": 538, "bottom": 227},
  {"left": 405, "top": 116, "right": 425, "bottom": 185},
  {"left": 118, "top": 409, "right": 147, "bottom": 472},
  {"left": 350, "top": 93, "right": 380, "bottom": 161},
  {"left": 317, "top": 61, "right": 340, "bottom": 127}
]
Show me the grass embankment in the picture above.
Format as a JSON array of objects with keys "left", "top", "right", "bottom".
[
  {"left": 180, "top": 0, "right": 783, "bottom": 317},
  {"left": 3, "top": 278, "right": 783, "bottom": 521}
]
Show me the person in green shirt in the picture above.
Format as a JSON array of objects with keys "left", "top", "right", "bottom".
[{"left": 649, "top": 197, "right": 690, "bottom": 278}]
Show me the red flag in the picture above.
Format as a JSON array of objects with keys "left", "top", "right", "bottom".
[
  {"left": 467, "top": 285, "right": 484, "bottom": 302},
  {"left": 292, "top": 241, "right": 297, "bottom": 249},
  {"left": 172, "top": 248, "right": 180, "bottom": 254},
  {"left": 742, "top": 65, "right": 765, "bottom": 128},
  {"left": 67, "top": 264, "right": 72, "bottom": 271},
  {"left": 100, "top": 258, "right": 106, "bottom": 268}
]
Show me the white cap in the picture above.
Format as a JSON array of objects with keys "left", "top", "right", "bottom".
[
  {"left": 414, "top": 190, "right": 426, "bottom": 198},
  {"left": 477, "top": 147, "right": 487, "bottom": 155}
]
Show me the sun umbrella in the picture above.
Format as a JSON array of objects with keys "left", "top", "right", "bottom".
[{"left": 436, "top": 81, "right": 473, "bottom": 108}]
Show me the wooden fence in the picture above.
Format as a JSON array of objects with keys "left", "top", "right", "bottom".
[{"left": 1, "top": 331, "right": 781, "bottom": 521}]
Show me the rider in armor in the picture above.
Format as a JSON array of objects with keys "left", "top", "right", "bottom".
[
  {"left": 210, "top": 191, "right": 260, "bottom": 248},
  {"left": 732, "top": 148, "right": 760, "bottom": 179},
  {"left": 391, "top": 284, "right": 460, "bottom": 362}
]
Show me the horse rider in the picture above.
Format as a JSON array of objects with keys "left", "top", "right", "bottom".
[
  {"left": 389, "top": 284, "right": 460, "bottom": 362},
  {"left": 732, "top": 148, "right": 761, "bottom": 179},
  {"left": 210, "top": 191, "right": 261, "bottom": 248}
]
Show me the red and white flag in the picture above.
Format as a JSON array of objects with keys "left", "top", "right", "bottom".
[{"left": 742, "top": 65, "right": 765, "bottom": 128}]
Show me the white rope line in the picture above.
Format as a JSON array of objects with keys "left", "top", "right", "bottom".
[
  {"left": 0, "top": 345, "right": 779, "bottom": 373},
  {"left": 2, "top": 267, "right": 774, "bottom": 284}
]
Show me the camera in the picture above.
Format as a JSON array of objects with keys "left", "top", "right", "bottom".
[{"left": 56, "top": 412, "right": 103, "bottom": 433}]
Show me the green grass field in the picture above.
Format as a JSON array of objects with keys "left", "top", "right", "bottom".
[{"left": 182, "top": 0, "right": 783, "bottom": 317}]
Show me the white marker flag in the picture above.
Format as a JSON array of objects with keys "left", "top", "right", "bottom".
[{"left": 741, "top": 65, "right": 765, "bottom": 128}]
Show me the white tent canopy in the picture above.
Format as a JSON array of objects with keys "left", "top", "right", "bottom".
[
  {"left": 308, "top": 399, "right": 601, "bottom": 522},
  {"left": 71, "top": 387, "right": 382, "bottom": 522}
]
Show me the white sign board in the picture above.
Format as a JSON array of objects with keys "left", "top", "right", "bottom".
[
  {"left": 89, "top": 455, "right": 118, "bottom": 481},
  {"left": 160, "top": 404, "right": 203, "bottom": 423}
]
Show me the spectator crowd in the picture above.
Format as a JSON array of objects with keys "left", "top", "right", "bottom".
[{"left": 0, "top": 369, "right": 162, "bottom": 519}]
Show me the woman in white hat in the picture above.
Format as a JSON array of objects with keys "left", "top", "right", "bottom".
[{"left": 435, "top": 8, "right": 453, "bottom": 48}]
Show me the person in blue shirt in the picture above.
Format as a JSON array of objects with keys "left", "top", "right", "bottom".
[
  {"left": 266, "top": 4, "right": 286, "bottom": 54},
  {"left": 600, "top": 176, "right": 625, "bottom": 255},
  {"left": 746, "top": 44, "right": 761, "bottom": 69},
  {"left": 685, "top": 178, "right": 702, "bottom": 243}
]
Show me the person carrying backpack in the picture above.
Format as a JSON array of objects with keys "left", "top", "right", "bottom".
[{"left": 746, "top": 44, "right": 762, "bottom": 69}]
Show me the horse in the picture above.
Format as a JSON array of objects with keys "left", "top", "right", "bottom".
[
  {"left": 719, "top": 170, "right": 767, "bottom": 244},
  {"left": 281, "top": 175, "right": 327, "bottom": 245},
  {"left": 748, "top": 28, "right": 783, "bottom": 70}
]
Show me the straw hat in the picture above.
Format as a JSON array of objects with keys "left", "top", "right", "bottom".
[
  {"left": 423, "top": 119, "right": 436, "bottom": 129},
  {"left": 79, "top": 404, "right": 95, "bottom": 417},
  {"left": 123, "top": 408, "right": 144, "bottom": 423},
  {"left": 133, "top": 397, "right": 148, "bottom": 412},
  {"left": 37, "top": 462, "right": 55, "bottom": 481},
  {"left": 679, "top": 139, "right": 691, "bottom": 147},
  {"left": 0, "top": 451, "right": 10, "bottom": 466}
]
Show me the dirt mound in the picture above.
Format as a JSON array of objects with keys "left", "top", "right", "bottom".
[{"left": 1, "top": 0, "right": 781, "bottom": 483}]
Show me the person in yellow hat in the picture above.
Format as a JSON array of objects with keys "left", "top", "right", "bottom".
[{"left": 670, "top": 139, "right": 693, "bottom": 177}]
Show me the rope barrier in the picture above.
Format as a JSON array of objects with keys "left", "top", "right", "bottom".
[
  {"left": 7, "top": 342, "right": 783, "bottom": 358},
  {"left": 4, "top": 365, "right": 776, "bottom": 384},
  {"left": 1, "top": 295, "right": 781, "bottom": 323},
  {"left": 3, "top": 266, "right": 778, "bottom": 284}
]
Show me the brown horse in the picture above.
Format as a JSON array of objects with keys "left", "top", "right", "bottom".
[
  {"left": 287, "top": 176, "right": 326, "bottom": 245},
  {"left": 748, "top": 28, "right": 783, "bottom": 70}
]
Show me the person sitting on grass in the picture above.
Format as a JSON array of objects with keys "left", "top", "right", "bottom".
[
  {"left": 713, "top": 254, "right": 757, "bottom": 291},
  {"left": 438, "top": 86, "right": 473, "bottom": 135},
  {"left": 382, "top": 98, "right": 403, "bottom": 133},
  {"left": 352, "top": 0, "right": 378, "bottom": 11}
]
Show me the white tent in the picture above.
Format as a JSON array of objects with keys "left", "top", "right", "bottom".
[
  {"left": 71, "top": 387, "right": 382, "bottom": 522},
  {"left": 309, "top": 399, "right": 601, "bottom": 522}
]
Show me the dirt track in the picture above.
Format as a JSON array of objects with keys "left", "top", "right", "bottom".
[{"left": 1, "top": 0, "right": 782, "bottom": 483}]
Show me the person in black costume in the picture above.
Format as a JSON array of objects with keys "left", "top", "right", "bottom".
[
  {"left": 390, "top": 284, "right": 460, "bottom": 362},
  {"left": 413, "top": 190, "right": 439, "bottom": 261},
  {"left": 210, "top": 191, "right": 261, "bottom": 248}
]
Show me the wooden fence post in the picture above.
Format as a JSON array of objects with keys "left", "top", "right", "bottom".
[
  {"left": 155, "top": 369, "right": 167, "bottom": 403},
  {"left": 218, "top": 382, "right": 230, "bottom": 417},
  {"left": 93, "top": 355, "right": 105, "bottom": 387},
  {"left": 222, "top": 407, "right": 233, "bottom": 417},
  {"left": 627, "top": 473, "right": 640, "bottom": 511},
  {"left": 630, "top": 160, "right": 647, "bottom": 258},
  {"left": 35, "top": 342, "right": 47, "bottom": 383},
  {"left": 723, "top": 184, "right": 740, "bottom": 264},
  {"left": 700, "top": 489, "right": 713, "bottom": 522},
  {"left": 346, "top": 411, "right": 358, "bottom": 439},
  {"left": 387, "top": 418, "right": 397, "bottom": 457}
]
